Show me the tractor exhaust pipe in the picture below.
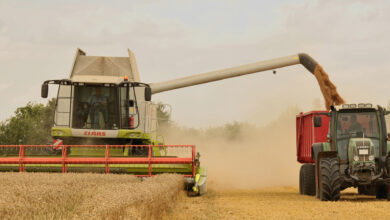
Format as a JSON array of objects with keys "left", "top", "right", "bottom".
[{"left": 149, "top": 53, "right": 318, "bottom": 94}]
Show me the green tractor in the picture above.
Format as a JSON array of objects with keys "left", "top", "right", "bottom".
[{"left": 309, "top": 104, "right": 390, "bottom": 201}]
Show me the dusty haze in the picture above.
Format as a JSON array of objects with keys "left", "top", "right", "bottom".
[{"left": 164, "top": 106, "right": 303, "bottom": 189}]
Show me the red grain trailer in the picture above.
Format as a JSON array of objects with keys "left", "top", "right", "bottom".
[
  {"left": 296, "top": 111, "right": 330, "bottom": 163},
  {"left": 296, "top": 110, "right": 330, "bottom": 195}
]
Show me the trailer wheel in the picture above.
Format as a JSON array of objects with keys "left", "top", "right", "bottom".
[
  {"left": 299, "top": 164, "right": 315, "bottom": 196},
  {"left": 319, "top": 157, "right": 340, "bottom": 201},
  {"left": 376, "top": 184, "right": 388, "bottom": 199}
]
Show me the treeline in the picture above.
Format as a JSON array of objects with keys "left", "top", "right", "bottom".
[{"left": 0, "top": 99, "right": 55, "bottom": 145}]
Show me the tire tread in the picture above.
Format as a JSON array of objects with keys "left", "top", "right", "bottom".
[{"left": 319, "top": 158, "right": 340, "bottom": 201}]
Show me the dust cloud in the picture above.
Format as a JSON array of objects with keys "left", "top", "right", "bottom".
[
  {"left": 163, "top": 106, "right": 303, "bottom": 189},
  {"left": 313, "top": 64, "right": 345, "bottom": 109},
  {"left": 161, "top": 64, "right": 346, "bottom": 189}
]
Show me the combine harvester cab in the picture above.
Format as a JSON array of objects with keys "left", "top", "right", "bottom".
[
  {"left": 297, "top": 104, "right": 390, "bottom": 201},
  {"left": 0, "top": 49, "right": 207, "bottom": 196}
]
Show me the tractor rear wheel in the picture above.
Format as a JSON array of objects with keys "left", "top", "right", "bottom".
[
  {"left": 319, "top": 157, "right": 340, "bottom": 201},
  {"left": 299, "top": 164, "right": 315, "bottom": 196},
  {"left": 376, "top": 184, "right": 388, "bottom": 199}
]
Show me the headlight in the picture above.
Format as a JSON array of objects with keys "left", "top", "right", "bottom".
[
  {"left": 369, "top": 155, "right": 375, "bottom": 161},
  {"left": 57, "top": 131, "right": 63, "bottom": 135},
  {"left": 354, "top": 156, "right": 359, "bottom": 161}
]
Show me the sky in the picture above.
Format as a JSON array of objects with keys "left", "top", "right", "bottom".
[{"left": 0, "top": 0, "right": 389, "bottom": 128}]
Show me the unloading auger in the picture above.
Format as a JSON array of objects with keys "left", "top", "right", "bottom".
[{"left": 149, "top": 53, "right": 319, "bottom": 93}]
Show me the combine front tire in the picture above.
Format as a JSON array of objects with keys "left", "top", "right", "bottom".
[
  {"left": 319, "top": 157, "right": 340, "bottom": 201},
  {"left": 299, "top": 164, "right": 315, "bottom": 196}
]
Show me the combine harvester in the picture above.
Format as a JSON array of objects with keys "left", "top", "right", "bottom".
[
  {"left": 0, "top": 49, "right": 331, "bottom": 196},
  {"left": 297, "top": 105, "right": 390, "bottom": 201}
]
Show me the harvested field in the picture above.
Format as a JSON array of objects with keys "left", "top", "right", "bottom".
[
  {"left": 163, "top": 186, "right": 390, "bottom": 220},
  {"left": 0, "top": 173, "right": 183, "bottom": 220}
]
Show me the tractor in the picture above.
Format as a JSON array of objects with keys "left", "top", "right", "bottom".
[{"left": 297, "top": 104, "right": 390, "bottom": 201}]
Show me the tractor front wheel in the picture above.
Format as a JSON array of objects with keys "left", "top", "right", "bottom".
[{"left": 319, "top": 157, "right": 340, "bottom": 201}]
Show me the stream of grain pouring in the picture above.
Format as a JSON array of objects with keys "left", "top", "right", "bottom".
[{"left": 313, "top": 64, "right": 345, "bottom": 109}]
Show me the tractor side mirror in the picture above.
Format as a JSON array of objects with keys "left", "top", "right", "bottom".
[
  {"left": 41, "top": 83, "right": 48, "bottom": 98},
  {"left": 145, "top": 87, "right": 152, "bottom": 101},
  {"left": 314, "top": 116, "right": 322, "bottom": 127}
]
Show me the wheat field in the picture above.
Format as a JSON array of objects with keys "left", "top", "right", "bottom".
[
  {"left": 3, "top": 172, "right": 390, "bottom": 220},
  {"left": 0, "top": 173, "right": 183, "bottom": 220}
]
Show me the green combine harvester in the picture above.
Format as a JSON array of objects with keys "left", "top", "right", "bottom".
[
  {"left": 0, "top": 49, "right": 206, "bottom": 195},
  {"left": 0, "top": 49, "right": 335, "bottom": 196}
]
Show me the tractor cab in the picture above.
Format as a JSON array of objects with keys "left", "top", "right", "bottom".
[
  {"left": 330, "top": 104, "right": 388, "bottom": 184},
  {"left": 334, "top": 107, "right": 380, "bottom": 161}
]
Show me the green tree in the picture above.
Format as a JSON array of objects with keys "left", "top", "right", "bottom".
[{"left": 0, "top": 99, "right": 56, "bottom": 145}]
